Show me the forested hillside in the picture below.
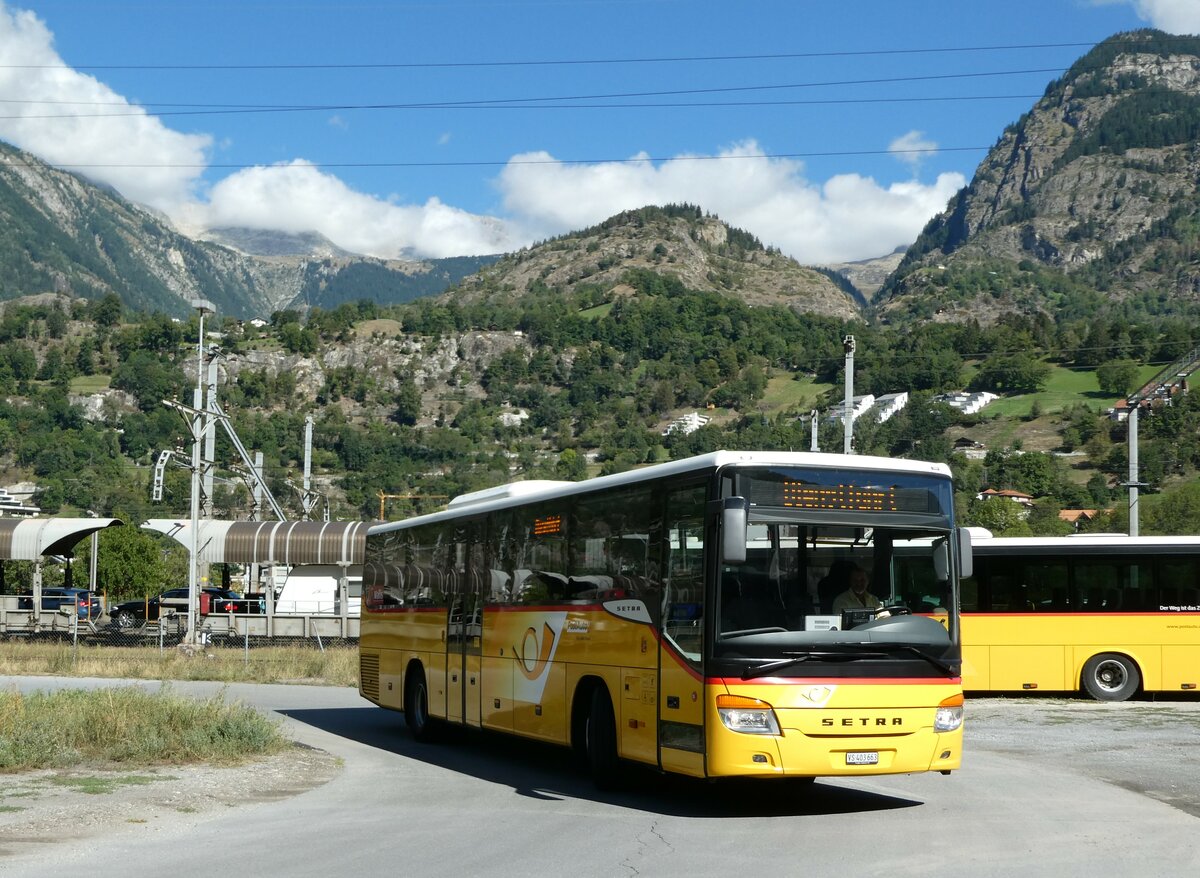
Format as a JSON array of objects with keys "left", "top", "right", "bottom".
[{"left": 6, "top": 267, "right": 1200, "bottom": 549}]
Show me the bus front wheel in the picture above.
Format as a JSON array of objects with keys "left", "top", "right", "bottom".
[
  {"left": 1081, "top": 653, "right": 1140, "bottom": 702},
  {"left": 404, "top": 666, "right": 438, "bottom": 742},
  {"left": 585, "top": 686, "right": 619, "bottom": 788}
]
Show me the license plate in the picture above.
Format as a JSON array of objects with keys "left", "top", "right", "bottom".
[{"left": 845, "top": 751, "right": 879, "bottom": 765}]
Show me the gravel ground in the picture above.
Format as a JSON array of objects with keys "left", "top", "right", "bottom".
[
  {"left": 2, "top": 693, "right": 1196, "bottom": 858},
  {"left": 965, "top": 695, "right": 1200, "bottom": 818},
  {"left": 0, "top": 744, "right": 341, "bottom": 856}
]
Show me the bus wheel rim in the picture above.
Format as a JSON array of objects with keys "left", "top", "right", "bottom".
[{"left": 1095, "top": 660, "right": 1126, "bottom": 690}]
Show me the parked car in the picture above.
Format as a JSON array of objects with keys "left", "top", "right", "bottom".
[
  {"left": 17, "top": 587, "right": 102, "bottom": 619},
  {"left": 107, "top": 587, "right": 242, "bottom": 629}
]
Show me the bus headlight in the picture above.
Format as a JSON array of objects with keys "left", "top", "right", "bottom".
[
  {"left": 935, "top": 693, "right": 964, "bottom": 732},
  {"left": 717, "top": 695, "right": 781, "bottom": 735}
]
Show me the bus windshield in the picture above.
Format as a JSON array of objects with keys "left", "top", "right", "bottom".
[{"left": 710, "top": 462, "right": 955, "bottom": 666}]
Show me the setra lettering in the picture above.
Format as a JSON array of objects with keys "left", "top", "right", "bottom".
[{"left": 821, "top": 717, "right": 903, "bottom": 727}]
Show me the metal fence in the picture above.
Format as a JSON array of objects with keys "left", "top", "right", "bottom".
[{"left": 0, "top": 593, "right": 359, "bottom": 685}]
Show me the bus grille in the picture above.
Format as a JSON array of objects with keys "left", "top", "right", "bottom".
[{"left": 360, "top": 652, "right": 380, "bottom": 700}]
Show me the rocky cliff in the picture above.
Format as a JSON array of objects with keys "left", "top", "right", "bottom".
[{"left": 877, "top": 30, "right": 1200, "bottom": 324}]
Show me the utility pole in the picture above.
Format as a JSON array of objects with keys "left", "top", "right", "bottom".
[
  {"left": 1120, "top": 343, "right": 1200, "bottom": 536},
  {"left": 843, "top": 334, "right": 856, "bottom": 455},
  {"left": 186, "top": 299, "right": 214, "bottom": 647},
  {"left": 810, "top": 409, "right": 819, "bottom": 452},
  {"left": 201, "top": 349, "right": 219, "bottom": 517},
  {"left": 1127, "top": 406, "right": 1141, "bottom": 537}
]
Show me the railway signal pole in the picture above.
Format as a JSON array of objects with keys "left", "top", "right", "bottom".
[{"left": 185, "top": 299, "right": 214, "bottom": 646}]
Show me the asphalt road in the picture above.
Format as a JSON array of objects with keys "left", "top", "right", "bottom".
[{"left": 3, "top": 677, "right": 1198, "bottom": 878}]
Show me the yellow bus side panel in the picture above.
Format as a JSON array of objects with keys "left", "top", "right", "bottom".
[
  {"left": 706, "top": 680, "right": 962, "bottom": 778},
  {"left": 377, "top": 648, "right": 402, "bottom": 710},
  {"left": 961, "top": 614, "right": 1199, "bottom": 694},
  {"left": 1163, "top": 644, "right": 1200, "bottom": 690},
  {"left": 512, "top": 660, "right": 567, "bottom": 742},
  {"left": 480, "top": 655, "right": 514, "bottom": 731},
  {"left": 988, "top": 645, "right": 1067, "bottom": 692},
  {"left": 486, "top": 607, "right": 655, "bottom": 746},
  {"left": 617, "top": 667, "right": 658, "bottom": 765},
  {"left": 660, "top": 748, "right": 705, "bottom": 777}
]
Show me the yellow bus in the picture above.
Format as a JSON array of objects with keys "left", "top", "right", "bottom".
[
  {"left": 359, "top": 451, "right": 970, "bottom": 785},
  {"left": 954, "top": 532, "right": 1200, "bottom": 701}
]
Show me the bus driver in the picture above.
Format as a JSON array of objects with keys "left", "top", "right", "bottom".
[{"left": 831, "top": 563, "right": 884, "bottom": 614}]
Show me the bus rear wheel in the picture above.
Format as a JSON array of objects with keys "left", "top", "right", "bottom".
[
  {"left": 1082, "top": 653, "right": 1140, "bottom": 702},
  {"left": 585, "top": 686, "right": 619, "bottom": 789},
  {"left": 404, "top": 666, "right": 439, "bottom": 742}
]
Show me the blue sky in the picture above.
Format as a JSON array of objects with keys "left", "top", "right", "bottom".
[{"left": 1, "top": 1, "right": 1197, "bottom": 265}]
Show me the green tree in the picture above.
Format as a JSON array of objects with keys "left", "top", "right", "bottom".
[
  {"left": 76, "top": 524, "right": 187, "bottom": 602},
  {"left": 964, "top": 497, "right": 1033, "bottom": 536},
  {"left": 970, "top": 353, "right": 1050, "bottom": 395},
  {"left": 1095, "top": 359, "right": 1140, "bottom": 397},
  {"left": 391, "top": 375, "right": 423, "bottom": 427}
]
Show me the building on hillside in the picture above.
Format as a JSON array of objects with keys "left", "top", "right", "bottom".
[
  {"left": 0, "top": 487, "right": 40, "bottom": 517},
  {"left": 1058, "top": 509, "right": 1109, "bottom": 531},
  {"left": 935, "top": 391, "right": 997, "bottom": 415},
  {"left": 871, "top": 392, "right": 909, "bottom": 423},
  {"left": 976, "top": 488, "right": 1035, "bottom": 508},
  {"left": 953, "top": 436, "right": 988, "bottom": 460},
  {"left": 663, "top": 411, "right": 710, "bottom": 437},
  {"left": 825, "top": 394, "right": 876, "bottom": 425}
]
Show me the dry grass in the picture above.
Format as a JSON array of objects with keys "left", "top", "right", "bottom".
[
  {"left": 0, "top": 687, "right": 288, "bottom": 771},
  {"left": 0, "top": 641, "right": 359, "bottom": 688}
]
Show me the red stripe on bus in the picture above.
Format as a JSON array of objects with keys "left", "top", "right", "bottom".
[
  {"left": 484, "top": 603, "right": 605, "bottom": 612},
  {"left": 708, "top": 676, "right": 962, "bottom": 686},
  {"left": 962, "top": 612, "right": 1195, "bottom": 617},
  {"left": 362, "top": 606, "right": 446, "bottom": 614}
]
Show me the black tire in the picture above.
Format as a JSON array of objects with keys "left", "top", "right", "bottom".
[
  {"left": 404, "top": 666, "right": 438, "bottom": 742},
  {"left": 585, "top": 686, "right": 620, "bottom": 789},
  {"left": 1081, "top": 653, "right": 1140, "bottom": 702}
]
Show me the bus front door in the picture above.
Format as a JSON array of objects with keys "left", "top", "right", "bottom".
[{"left": 658, "top": 484, "right": 708, "bottom": 777}]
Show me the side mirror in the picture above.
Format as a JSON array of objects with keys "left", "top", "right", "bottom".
[
  {"left": 933, "top": 539, "right": 949, "bottom": 582},
  {"left": 722, "top": 497, "right": 749, "bottom": 565},
  {"left": 957, "top": 527, "right": 973, "bottom": 580}
]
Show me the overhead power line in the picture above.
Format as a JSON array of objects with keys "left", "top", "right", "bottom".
[
  {"left": 3, "top": 145, "right": 992, "bottom": 171},
  {"left": 0, "top": 66, "right": 1066, "bottom": 121},
  {"left": 0, "top": 38, "right": 1179, "bottom": 71}
]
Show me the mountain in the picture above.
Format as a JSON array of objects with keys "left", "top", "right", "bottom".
[
  {"left": 877, "top": 30, "right": 1200, "bottom": 324},
  {"left": 198, "top": 227, "right": 355, "bottom": 258},
  {"left": 823, "top": 247, "right": 906, "bottom": 302},
  {"left": 0, "top": 141, "right": 497, "bottom": 317},
  {"left": 443, "top": 205, "right": 862, "bottom": 320}
]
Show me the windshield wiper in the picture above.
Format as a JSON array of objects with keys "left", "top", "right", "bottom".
[
  {"left": 741, "top": 644, "right": 956, "bottom": 680},
  {"left": 869, "top": 643, "right": 958, "bottom": 675},
  {"left": 741, "top": 651, "right": 880, "bottom": 680}
]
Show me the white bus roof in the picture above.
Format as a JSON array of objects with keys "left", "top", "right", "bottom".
[
  {"left": 371, "top": 450, "right": 951, "bottom": 535},
  {"left": 970, "top": 533, "right": 1200, "bottom": 550}
]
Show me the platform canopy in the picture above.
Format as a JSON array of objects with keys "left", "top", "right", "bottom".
[
  {"left": 142, "top": 520, "right": 371, "bottom": 566},
  {"left": 0, "top": 517, "right": 124, "bottom": 561}
]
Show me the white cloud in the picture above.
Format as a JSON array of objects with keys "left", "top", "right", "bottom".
[
  {"left": 178, "top": 161, "right": 520, "bottom": 258},
  {"left": 1094, "top": 0, "right": 1200, "bottom": 33},
  {"left": 888, "top": 130, "right": 938, "bottom": 170},
  {"left": 1135, "top": 0, "right": 1200, "bottom": 33},
  {"left": 497, "top": 142, "right": 965, "bottom": 264},
  {"left": 0, "top": 3, "right": 210, "bottom": 213}
]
